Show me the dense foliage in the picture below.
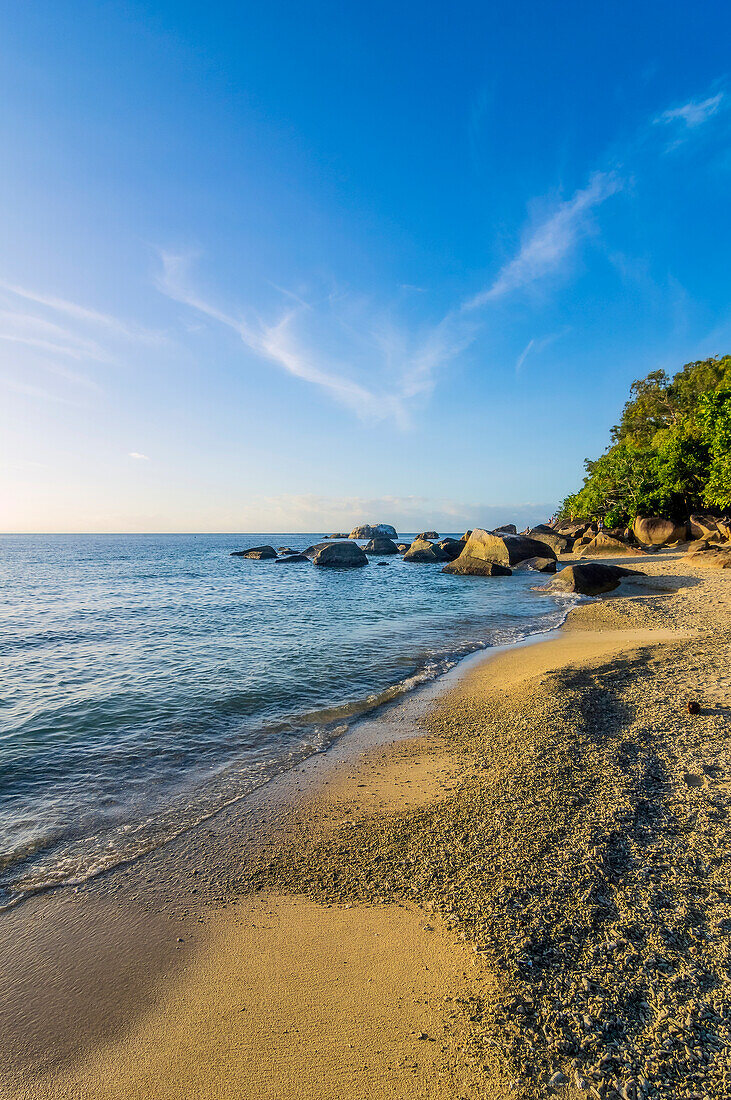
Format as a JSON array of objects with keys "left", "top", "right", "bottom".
[{"left": 559, "top": 355, "right": 731, "bottom": 526}]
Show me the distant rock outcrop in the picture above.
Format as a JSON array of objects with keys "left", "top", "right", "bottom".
[
  {"left": 324, "top": 533, "right": 348, "bottom": 539},
  {"left": 632, "top": 516, "right": 688, "bottom": 546},
  {"left": 417, "top": 531, "right": 440, "bottom": 541},
  {"left": 312, "top": 541, "right": 368, "bottom": 568},
  {"left": 547, "top": 562, "right": 646, "bottom": 595},
  {"left": 456, "top": 529, "right": 557, "bottom": 567},
  {"left": 230, "top": 545, "right": 277, "bottom": 559},
  {"left": 349, "top": 524, "right": 398, "bottom": 539},
  {"left": 403, "top": 539, "right": 449, "bottom": 563},
  {"left": 363, "top": 537, "right": 399, "bottom": 555}
]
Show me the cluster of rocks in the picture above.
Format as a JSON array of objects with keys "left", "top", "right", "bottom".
[{"left": 229, "top": 513, "right": 731, "bottom": 583}]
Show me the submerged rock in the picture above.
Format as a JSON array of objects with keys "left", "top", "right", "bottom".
[
  {"left": 512, "top": 556, "right": 557, "bottom": 573},
  {"left": 547, "top": 562, "right": 646, "bottom": 595},
  {"left": 442, "top": 557, "right": 512, "bottom": 577},
  {"left": 312, "top": 541, "right": 368, "bottom": 568},
  {"left": 275, "top": 553, "right": 309, "bottom": 563},
  {"left": 230, "top": 545, "right": 277, "bottom": 559}
]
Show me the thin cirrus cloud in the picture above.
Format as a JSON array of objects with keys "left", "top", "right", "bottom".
[
  {"left": 156, "top": 172, "right": 619, "bottom": 426},
  {"left": 0, "top": 279, "right": 163, "bottom": 403},
  {"left": 156, "top": 251, "right": 472, "bottom": 426},
  {"left": 654, "top": 92, "right": 724, "bottom": 130},
  {"left": 514, "top": 330, "right": 567, "bottom": 376},
  {"left": 129, "top": 452, "right": 150, "bottom": 460},
  {"left": 462, "top": 171, "right": 622, "bottom": 311}
]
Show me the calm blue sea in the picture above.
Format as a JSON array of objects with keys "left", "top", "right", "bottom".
[{"left": 0, "top": 534, "right": 569, "bottom": 908}]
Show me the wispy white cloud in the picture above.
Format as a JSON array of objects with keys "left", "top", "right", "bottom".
[
  {"left": 463, "top": 172, "right": 622, "bottom": 311},
  {"left": 156, "top": 252, "right": 470, "bottom": 425},
  {"left": 515, "top": 330, "right": 566, "bottom": 375},
  {"left": 0, "top": 279, "right": 165, "bottom": 405},
  {"left": 129, "top": 452, "right": 149, "bottom": 460},
  {"left": 655, "top": 92, "right": 724, "bottom": 130},
  {"left": 0, "top": 374, "right": 82, "bottom": 405},
  {"left": 0, "top": 281, "right": 161, "bottom": 343}
]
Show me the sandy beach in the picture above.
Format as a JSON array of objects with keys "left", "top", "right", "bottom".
[{"left": 2, "top": 551, "right": 731, "bottom": 1100}]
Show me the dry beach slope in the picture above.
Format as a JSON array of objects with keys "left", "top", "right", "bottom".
[{"left": 8, "top": 554, "right": 731, "bottom": 1100}]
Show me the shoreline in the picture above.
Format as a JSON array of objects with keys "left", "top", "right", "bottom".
[
  {"left": 2, "top": 552, "right": 730, "bottom": 1098},
  {"left": 0, "top": 586, "right": 570, "bottom": 917}
]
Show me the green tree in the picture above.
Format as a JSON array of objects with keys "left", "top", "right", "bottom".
[{"left": 559, "top": 356, "right": 731, "bottom": 523}]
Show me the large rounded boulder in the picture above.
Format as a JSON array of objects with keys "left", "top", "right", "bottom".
[
  {"left": 312, "top": 541, "right": 368, "bottom": 568},
  {"left": 403, "top": 538, "right": 449, "bottom": 563},
  {"left": 458, "top": 528, "right": 556, "bottom": 567},
  {"left": 363, "top": 537, "right": 399, "bottom": 556},
  {"left": 547, "top": 562, "right": 646, "bottom": 596},
  {"left": 493, "top": 523, "right": 517, "bottom": 535},
  {"left": 633, "top": 516, "right": 688, "bottom": 546},
  {"left": 578, "top": 533, "right": 646, "bottom": 557}
]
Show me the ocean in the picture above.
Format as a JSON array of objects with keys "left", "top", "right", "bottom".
[{"left": 0, "top": 533, "right": 570, "bottom": 908}]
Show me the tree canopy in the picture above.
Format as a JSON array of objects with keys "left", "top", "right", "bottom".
[{"left": 559, "top": 355, "right": 731, "bottom": 526}]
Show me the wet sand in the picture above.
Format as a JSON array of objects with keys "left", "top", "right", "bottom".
[{"left": 2, "top": 551, "right": 730, "bottom": 1099}]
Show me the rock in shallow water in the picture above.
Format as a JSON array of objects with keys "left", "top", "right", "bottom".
[
  {"left": 230, "top": 545, "right": 277, "bottom": 559},
  {"left": 512, "top": 556, "right": 557, "bottom": 574},
  {"left": 403, "top": 539, "right": 449, "bottom": 563},
  {"left": 459, "top": 529, "right": 557, "bottom": 567},
  {"left": 311, "top": 541, "right": 368, "bottom": 568},
  {"left": 363, "top": 537, "right": 399, "bottom": 555},
  {"left": 442, "top": 556, "right": 512, "bottom": 577}
]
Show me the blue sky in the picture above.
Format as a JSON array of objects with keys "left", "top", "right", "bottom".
[{"left": 1, "top": 1, "right": 730, "bottom": 532}]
